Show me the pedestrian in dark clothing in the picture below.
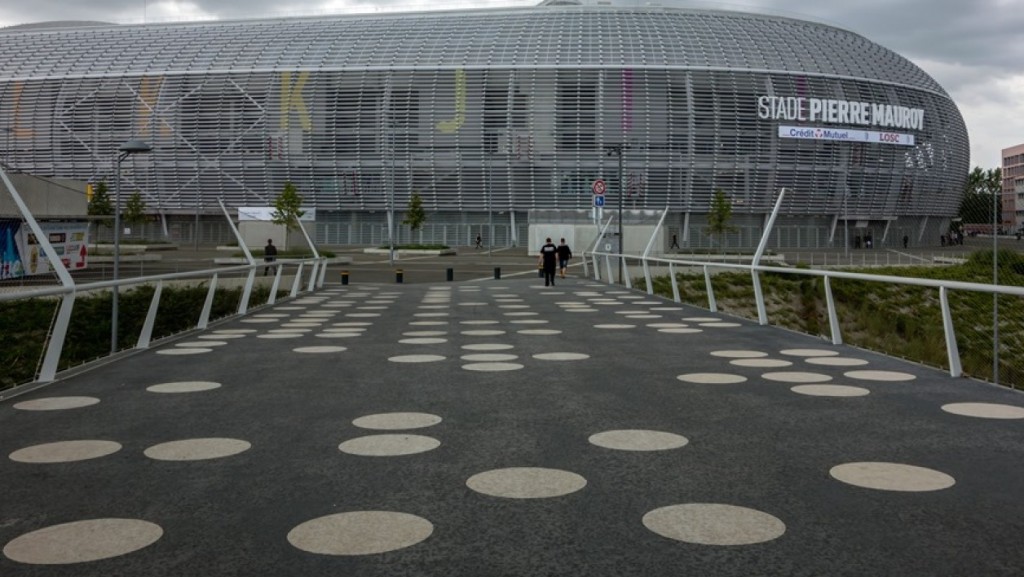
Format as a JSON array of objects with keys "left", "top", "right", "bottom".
[
  {"left": 538, "top": 237, "right": 558, "bottom": 286},
  {"left": 475, "top": 233, "right": 482, "bottom": 249},
  {"left": 556, "top": 238, "right": 572, "bottom": 279},
  {"left": 903, "top": 235, "right": 909, "bottom": 249},
  {"left": 263, "top": 238, "right": 278, "bottom": 276},
  {"left": 670, "top": 234, "right": 680, "bottom": 249}
]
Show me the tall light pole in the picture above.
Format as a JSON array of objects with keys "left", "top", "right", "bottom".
[
  {"left": 605, "top": 144, "right": 625, "bottom": 283},
  {"left": 111, "top": 139, "right": 152, "bottom": 354}
]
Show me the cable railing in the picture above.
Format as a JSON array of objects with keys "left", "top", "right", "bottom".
[
  {"left": 0, "top": 257, "right": 328, "bottom": 395},
  {"left": 584, "top": 249, "right": 1024, "bottom": 389}
]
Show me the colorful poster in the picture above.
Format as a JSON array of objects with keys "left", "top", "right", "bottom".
[
  {"left": 14, "top": 221, "right": 90, "bottom": 276},
  {"left": 1, "top": 219, "right": 25, "bottom": 280}
]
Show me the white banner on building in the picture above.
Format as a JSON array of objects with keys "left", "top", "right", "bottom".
[
  {"left": 778, "top": 126, "right": 915, "bottom": 146},
  {"left": 237, "top": 207, "right": 316, "bottom": 221}
]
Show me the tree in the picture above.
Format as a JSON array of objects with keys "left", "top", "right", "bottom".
[
  {"left": 402, "top": 193, "right": 427, "bottom": 233},
  {"left": 123, "top": 191, "right": 148, "bottom": 236},
  {"left": 959, "top": 166, "right": 1002, "bottom": 229},
  {"left": 271, "top": 181, "right": 306, "bottom": 232},
  {"left": 706, "top": 188, "right": 736, "bottom": 251},
  {"left": 87, "top": 181, "right": 113, "bottom": 248}
]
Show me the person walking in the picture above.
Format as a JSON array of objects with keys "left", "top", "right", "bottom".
[
  {"left": 556, "top": 238, "right": 573, "bottom": 279},
  {"left": 670, "top": 234, "right": 680, "bottom": 250},
  {"left": 475, "top": 233, "right": 482, "bottom": 249},
  {"left": 263, "top": 238, "right": 278, "bottom": 276},
  {"left": 538, "top": 237, "right": 558, "bottom": 286},
  {"left": 902, "top": 234, "right": 909, "bottom": 249}
]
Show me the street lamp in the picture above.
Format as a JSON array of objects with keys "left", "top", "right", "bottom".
[
  {"left": 111, "top": 139, "right": 152, "bottom": 354},
  {"left": 606, "top": 144, "right": 625, "bottom": 283}
]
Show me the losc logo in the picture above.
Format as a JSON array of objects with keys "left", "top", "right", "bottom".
[{"left": 879, "top": 133, "right": 901, "bottom": 143}]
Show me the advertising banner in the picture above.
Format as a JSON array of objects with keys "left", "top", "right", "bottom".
[
  {"left": 778, "top": 125, "right": 915, "bottom": 147},
  {"left": 1, "top": 219, "right": 25, "bottom": 280},
  {"left": 11, "top": 221, "right": 91, "bottom": 277}
]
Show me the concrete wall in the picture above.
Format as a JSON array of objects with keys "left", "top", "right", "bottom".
[{"left": 0, "top": 174, "right": 87, "bottom": 217}]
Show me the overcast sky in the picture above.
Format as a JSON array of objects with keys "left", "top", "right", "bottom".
[{"left": 1, "top": 0, "right": 1020, "bottom": 169}]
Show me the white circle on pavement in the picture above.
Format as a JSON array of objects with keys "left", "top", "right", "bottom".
[
  {"left": 399, "top": 338, "right": 448, "bottom": 345},
  {"left": 626, "top": 314, "right": 662, "bottom": 319},
  {"left": 500, "top": 304, "right": 530, "bottom": 309},
  {"left": 683, "top": 317, "right": 720, "bottom": 322},
  {"left": 700, "top": 322, "right": 742, "bottom": 328},
  {"left": 346, "top": 313, "right": 381, "bottom": 318},
  {"left": 414, "top": 312, "right": 449, "bottom": 317},
  {"left": 334, "top": 322, "right": 372, "bottom": 327},
  {"left": 339, "top": 434, "right": 440, "bottom": 456},
  {"left": 504, "top": 312, "right": 540, "bottom": 316},
  {"left": 462, "top": 362, "right": 525, "bottom": 372},
  {"left": 466, "top": 467, "right": 587, "bottom": 499},
  {"left": 806, "top": 357, "right": 870, "bottom": 367},
  {"left": 711, "top": 350, "right": 768, "bottom": 358},
  {"left": 316, "top": 333, "right": 362, "bottom": 339},
  {"left": 144, "top": 438, "right": 251, "bottom": 461},
  {"left": 419, "top": 305, "right": 450, "bottom": 309},
  {"left": 461, "top": 353, "right": 519, "bottom": 362},
  {"left": 294, "top": 346, "right": 347, "bottom": 354},
  {"left": 3, "top": 519, "right": 163, "bottom": 564},
  {"left": 460, "top": 320, "right": 499, "bottom": 325},
  {"left": 659, "top": 328, "right": 703, "bottom": 334},
  {"left": 509, "top": 319, "right": 548, "bottom": 324},
  {"left": 761, "top": 371, "right": 832, "bottom": 383},
  {"left": 157, "top": 347, "right": 213, "bottom": 355},
  {"left": 147, "top": 381, "right": 221, "bottom": 394},
  {"left": 14, "top": 397, "right": 99, "bottom": 411},
  {"left": 647, "top": 323, "right": 689, "bottom": 329},
  {"left": 941, "top": 402, "right": 1024, "bottom": 419},
  {"left": 595, "top": 324, "right": 635, "bottom": 329},
  {"left": 389, "top": 355, "right": 446, "bottom": 363},
  {"left": 844, "top": 370, "right": 917, "bottom": 382},
  {"left": 410, "top": 321, "right": 448, "bottom": 326},
  {"left": 830, "top": 462, "right": 955, "bottom": 492},
  {"left": 462, "top": 343, "right": 514, "bottom": 351},
  {"left": 212, "top": 329, "right": 257, "bottom": 334},
  {"left": 730, "top": 359, "right": 793, "bottom": 368},
  {"left": 352, "top": 413, "right": 442, "bottom": 430},
  {"left": 10, "top": 440, "right": 122, "bottom": 463},
  {"left": 677, "top": 373, "right": 747, "bottom": 384},
  {"left": 176, "top": 340, "right": 228, "bottom": 347},
  {"left": 518, "top": 329, "right": 562, "bottom": 335},
  {"left": 588, "top": 430, "right": 689, "bottom": 451},
  {"left": 404, "top": 331, "right": 447, "bottom": 337},
  {"left": 643, "top": 503, "right": 786, "bottom": 546},
  {"left": 461, "top": 330, "right": 506, "bottom": 336},
  {"left": 791, "top": 385, "right": 870, "bottom": 397},
  {"left": 780, "top": 349, "right": 840, "bottom": 357},
  {"left": 357, "top": 306, "right": 387, "bottom": 310},
  {"left": 253, "top": 313, "right": 289, "bottom": 318},
  {"left": 287, "top": 511, "right": 433, "bottom": 556},
  {"left": 533, "top": 352, "right": 589, "bottom": 361},
  {"left": 272, "top": 328, "right": 313, "bottom": 333}
]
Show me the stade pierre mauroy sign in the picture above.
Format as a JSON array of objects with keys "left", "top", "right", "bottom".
[{"left": 757, "top": 95, "right": 924, "bottom": 146}]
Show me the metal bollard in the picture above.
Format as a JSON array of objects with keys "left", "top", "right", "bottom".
[
  {"left": 446, "top": 268, "right": 454, "bottom": 282},
  {"left": 340, "top": 270, "right": 349, "bottom": 285},
  {"left": 494, "top": 267, "right": 501, "bottom": 280},
  {"left": 396, "top": 269, "right": 404, "bottom": 283}
]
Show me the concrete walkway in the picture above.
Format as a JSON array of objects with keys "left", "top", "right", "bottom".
[{"left": 2, "top": 277, "right": 1023, "bottom": 576}]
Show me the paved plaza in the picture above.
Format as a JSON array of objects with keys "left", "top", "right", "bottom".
[{"left": 2, "top": 277, "right": 1023, "bottom": 576}]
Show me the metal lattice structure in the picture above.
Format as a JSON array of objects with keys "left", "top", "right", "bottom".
[{"left": 0, "top": 3, "right": 969, "bottom": 248}]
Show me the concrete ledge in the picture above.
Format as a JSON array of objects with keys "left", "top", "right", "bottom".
[
  {"left": 363, "top": 248, "right": 457, "bottom": 256},
  {"left": 214, "top": 256, "right": 353, "bottom": 266},
  {"left": 88, "top": 254, "right": 163, "bottom": 263},
  {"left": 94, "top": 244, "right": 178, "bottom": 252},
  {"left": 665, "top": 253, "right": 786, "bottom": 263}
]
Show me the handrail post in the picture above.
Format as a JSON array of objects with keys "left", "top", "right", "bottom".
[
  {"left": 592, "top": 254, "right": 600, "bottom": 281},
  {"left": 940, "top": 286, "right": 963, "bottom": 377},
  {"left": 137, "top": 280, "right": 164, "bottom": 349},
  {"left": 669, "top": 263, "right": 681, "bottom": 303},
  {"left": 290, "top": 263, "right": 304, "bottom": 297},
  {"left": 197, "top": 274, "right": 219, "bottom": 329},
  {"left": 37, "top": 293, "right": 76, "bottom": 382},
  {"left": 824, "top": 276, "right": 843, "bottom": 345},
  {"left": 238, "top": 268, "right": 256, "bottom": 315},
  {"left": 703, "top": 265, "right": 717, "bottom": 312},
  {"left": 317, "top": 258, "right": 328, "bottom": 288},
  {"left": 623, "top": 257, "right": 633, "bottom": 289},
  {"left": 752, "top": 269, "right": 768, "bottom": 325},
  {"left": 268, "top": 266, "right": 283, "bottom": 305},
  {"left": 603, "top": 255, "right": 613, "bottom": 284},
  {"left": 307, "top": 259, "right": 319, "bottom": 292}
]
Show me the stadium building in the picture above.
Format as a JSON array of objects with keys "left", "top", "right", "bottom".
[{"left": 0, "top": 0, "right": 969, "bottom": 250}]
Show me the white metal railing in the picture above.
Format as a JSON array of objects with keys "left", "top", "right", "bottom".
[
  {"left": 0, "top": 258, "right": 328, "bottom": 387},
  {"left": 583, "top": 250, "right": 1024, "bottom": 380}
]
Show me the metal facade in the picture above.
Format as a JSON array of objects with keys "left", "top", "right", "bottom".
[{"left": 0, "top": 5, "right": 969, "bottom": 247}]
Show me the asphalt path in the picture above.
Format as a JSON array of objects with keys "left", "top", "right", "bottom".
[{"left": 1, "top": 277, "right": 1023, "bottom": 576}]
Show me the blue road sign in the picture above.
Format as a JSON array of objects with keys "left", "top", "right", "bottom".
[{"left": 594, "top": 195, "right": 605, "bottom": 207}]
